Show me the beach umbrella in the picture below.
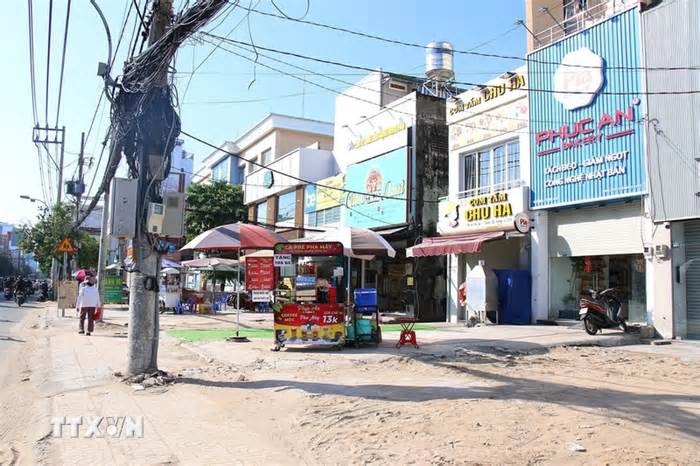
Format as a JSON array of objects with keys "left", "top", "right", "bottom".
[
  {"left": 180, "top": 222, "right": 285, "bottom": 251},
  {"left": 180, "top": 223, "right": 286, "bottom": 341},
  {"left": 310, "top": 226, "right": 396, "bottom": 259},
  {"left": 181, "top": 257, "right": 240, "bottom": 272},
  {"left": 160, "top": 267, "right": 181, "bottom": 275}
]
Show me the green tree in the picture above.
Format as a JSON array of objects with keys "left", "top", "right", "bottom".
[
  {"left": 185, "top": 181, "right": 245, "bottom": 241},
  {"left": 20, "top": 203, "right": 99, "bottom": 274}
]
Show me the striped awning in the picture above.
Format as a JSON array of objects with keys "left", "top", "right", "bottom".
[{"left": 406, "top": 231, "right": 504, "bottom": 257}]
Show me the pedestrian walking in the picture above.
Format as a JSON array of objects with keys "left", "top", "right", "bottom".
[{"left": 76, "top": 276, "right": 100, "bottom": 336}]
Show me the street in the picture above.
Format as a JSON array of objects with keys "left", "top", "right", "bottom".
[
  {"left": 0, "top": 302, "right": 698, "bottom": 465},
  {"left": 0, "top": 298, "right": 26, "bottom": 353}
]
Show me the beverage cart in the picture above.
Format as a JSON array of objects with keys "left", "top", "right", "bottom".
[{"left": 271, "top": 242, "right": 347, "bottom": 351}]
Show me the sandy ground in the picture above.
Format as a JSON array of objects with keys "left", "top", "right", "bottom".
[{"left": 0, "top": 303, "right": 699, "bottom": 465}]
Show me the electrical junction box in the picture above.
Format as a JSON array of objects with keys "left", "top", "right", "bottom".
[
  {"left": 108, "top": 178, "right": 138, "bottom": 238},
  {"left": 147, "top": 203, "right": 165, "bottom": 234},
  {"left": 655, "top": 244, "right": 670, "bottom": 260},
  {"left": 162, "top": 192, "right": 186, "bottom": 238}
]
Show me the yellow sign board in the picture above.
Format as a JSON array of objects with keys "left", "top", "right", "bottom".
[
  {"left": 316, "top": 174, "right": 346, "bottom": 210},
  {"left": 55, "top": 237, "right": 76, "bottom": 254}
]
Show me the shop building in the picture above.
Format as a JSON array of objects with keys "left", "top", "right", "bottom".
[
  {"left": 245, "top": 145, "right": 339, "bottom": 240},
  {"left": 640, "top": 0, "right": 700, "bottom": 339},
  {"left": 193, "top": 113, "right": 334, "bottom": 188},
  {"left": 527, "top": 6, "right": 652, "bottom": 325},
  {"left": 331, "top": 71, "right": 449, "bottom": 319},
  {"left": 427, "top": 67, "right": 531, "bottom": 323}
]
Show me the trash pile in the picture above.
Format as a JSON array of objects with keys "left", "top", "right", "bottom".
[{"left": 114, "top": 370, "right": 177, "bottom": 390}]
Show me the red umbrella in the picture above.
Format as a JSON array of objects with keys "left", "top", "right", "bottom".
[
  {"left": 179, "top": 223, "right": 285, "bottom": 340},
  {"left": 180, "top": 222, "right": 285, "bottom": 251},
  {"left": 74, "top": 269, "right": 94, "bottom": 282}
]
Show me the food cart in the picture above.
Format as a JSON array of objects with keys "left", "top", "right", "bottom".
[
  {"left": 271, "top": 241, "right": 347, "bottom": 351},
  {"left": 159, "top": 267, "right": 181, "bottom": 312}
]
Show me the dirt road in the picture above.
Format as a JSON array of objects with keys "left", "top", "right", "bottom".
[{"left": 1, "top": 304, "right": 698, "bottom": 465}]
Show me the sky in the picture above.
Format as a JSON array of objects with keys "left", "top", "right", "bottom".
[{"left": 0, "top": 0, "right": 527, "bottom": 226}]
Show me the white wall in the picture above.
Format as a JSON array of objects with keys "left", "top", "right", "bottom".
[
  {"left": 244, "top": 148, "right": 337, "bottom": 205},
  {"left": 531, "top": 210, "right": 550, "bottom": 322},
  {"left": 333, "top": 74, "right": 416, "bottom": 170}
]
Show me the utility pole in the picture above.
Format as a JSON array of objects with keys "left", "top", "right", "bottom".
[
  {"left": 58, "top": 125, "right": 65, "bottom": 205},
  {"left": 87, "top": 0, "right": 229, "bottom": 375},
  {"left": 126, "top": 0, "right": 174, "bottom": 376},
  {"left": 76, "top": 132, "right": 85, "bottom": 221},
  {"left": 96, "top": 183, "right": 110, "bottom": 322},
  {"left": 33, "top": 126, "right": 65, "bottom": 286}
]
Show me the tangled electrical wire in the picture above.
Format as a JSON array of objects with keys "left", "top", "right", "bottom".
[{"left": 75, "top": 0, "right": 227, "bottom": 231}]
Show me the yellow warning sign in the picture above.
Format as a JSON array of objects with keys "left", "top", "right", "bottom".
[{"left": 55, "top": 237, "right": 76, "bottom": 254}]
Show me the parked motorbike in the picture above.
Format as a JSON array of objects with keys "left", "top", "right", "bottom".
[
  {"left": 15, "top": 291, "right": 26, "bottom": 307},
  {"left": 3, "top": 288, "right": 13, "bottom": 300},
  {"left": 579, "top": 288, "right": 627, "bottom": 335}
]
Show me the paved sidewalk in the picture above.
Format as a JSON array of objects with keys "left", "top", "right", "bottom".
[{"left": 32, "top": 305, "right": 302, "bottom": 465}]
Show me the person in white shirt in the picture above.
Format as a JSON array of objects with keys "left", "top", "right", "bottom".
[{"left": 76, "top": 276, "right": 101, "bottom": 335}]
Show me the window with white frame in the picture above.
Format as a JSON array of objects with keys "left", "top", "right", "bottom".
[
  {"left": 248, "top": 157, "right": 258, "bottom": 174},
  {"left": 256, "top": 201, "right": 267, "bottom": 225},
  {"left": 211, "top": 157, "right": 229, "bottom": 182},
  {"left": 460, "top": 139, "right": 520, "bottom": 196},
  {"left": 261, "top": 148, "right": 272, "bottom": 166},
  {"left": 306, "top": 206, "right": 341, "bottom": 227}
]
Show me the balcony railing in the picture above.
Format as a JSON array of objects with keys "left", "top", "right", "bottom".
[{"left": 534, "top": 0, "right": 637, "bottom": 49}]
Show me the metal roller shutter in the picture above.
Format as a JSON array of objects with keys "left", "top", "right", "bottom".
[
  {"left": 684, "top": 220, "right": 700, "bottom": 339},
  {"left": 549, "top": 202, "right": 644, "bottom": 257}
]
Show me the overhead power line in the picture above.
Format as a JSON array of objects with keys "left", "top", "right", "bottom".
[
  {"left": 235, "top": 2, "right": 700, "bottom": 72},
  {"left": 45, "top": 0, "right": 54, "bottom": 126},
  {"left": 202, "top": 32, "right": 700, "bottom": 96},
  {"left": 181, "top": 129, "right": 437, "bottom": 204},
  {"left": 198, "top": 36, "right": 645, "bottom": 139},
  {"left": 27, "top": 0, "right": 39, "bottom": 125},
  {"left": 54, "top": 0, "right": 71, "bottom": 127}
]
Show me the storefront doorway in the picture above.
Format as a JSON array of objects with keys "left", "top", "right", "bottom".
[
  {"left": 550, "top": 254, "right": 647, "bottom": 322},
  {"left": 683, "top": 220, "right": 700, "bottom": 339}
]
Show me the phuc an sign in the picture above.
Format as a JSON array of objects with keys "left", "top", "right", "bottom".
[{"left": 527, "top": 8, "right": 646, "bottom": 209}]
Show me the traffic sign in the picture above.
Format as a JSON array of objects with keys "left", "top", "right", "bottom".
[{"left": 55, "top": 236, "right": 76, "bottom": 254}]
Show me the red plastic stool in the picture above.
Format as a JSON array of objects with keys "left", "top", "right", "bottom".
[{"left": 395, "top": 317, "right": 419, "bottom": 349}]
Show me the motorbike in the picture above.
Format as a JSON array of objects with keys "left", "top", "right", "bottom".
[
  {"left": 15, "top": 290, "right": 26, "bottom": 307},
  {"left": 579, "top": 288, "right": 627, "bottom": 335},
  {"left": 3, "top": 287, "right": 13, "bottom": 300}
]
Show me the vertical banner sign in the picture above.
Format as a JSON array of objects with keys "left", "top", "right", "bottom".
[
  {"left": 103, "top": 275, "right": 124, "bottom": 304},
  {"left": 343, "top": 147, "right": 408, "bottom": 228},
  {"left": 245, "top": 257, "right": 275, "bottom": 291},
  {"left": 528, "top": 9, "right": 646, "bottom": 209}
]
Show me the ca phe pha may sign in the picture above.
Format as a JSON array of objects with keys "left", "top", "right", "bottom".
[{"left": 438, "top": 186, "right": 528, "bottom": 235}]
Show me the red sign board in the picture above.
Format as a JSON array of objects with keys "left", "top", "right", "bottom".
[
  {"left": 245, "top": 257, "right": 275, "bottom": 291},
  {"left": 274, "top": 303, "right": 345, "bottom": 327},
  {"left": 274, "top": 242, "right": 344, "bottom": 256}
]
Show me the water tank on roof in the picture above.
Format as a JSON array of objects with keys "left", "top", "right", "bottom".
[{"left": 425, "top": 41, "right": 455, "bottom": 82}]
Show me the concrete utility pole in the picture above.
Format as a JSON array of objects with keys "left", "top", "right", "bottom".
[
  {"left": 124, "top": 0, "right": 228, "bottom": 375},
  {"left": 76, "top": 132, "right": 85, "bottom": 221},
  {"left": 126, "top": 0, "right": 174, "bottom": 376},
  {"left": 96, "top": 183, "right": 110, "bottom": 322}
]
